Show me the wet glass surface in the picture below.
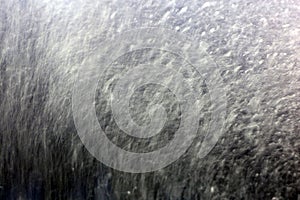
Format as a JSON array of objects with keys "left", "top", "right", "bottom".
[{"left": 0, "top": 0, "right": 299, "bottom": 199}]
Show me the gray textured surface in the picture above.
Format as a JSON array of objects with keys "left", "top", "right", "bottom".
[{"left": 0, "top": 0, "right": 299, "bottom": 199}]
